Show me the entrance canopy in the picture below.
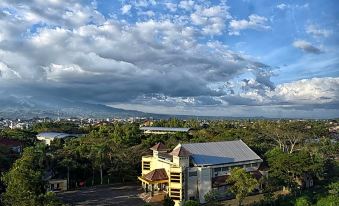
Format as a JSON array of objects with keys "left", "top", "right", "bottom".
[{"left": 138, "top": 168, "right": 168, "bottom": 184}]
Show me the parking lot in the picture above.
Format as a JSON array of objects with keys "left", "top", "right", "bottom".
[{"left": 57, "top": 184, "right": 146, "bottom": 206}]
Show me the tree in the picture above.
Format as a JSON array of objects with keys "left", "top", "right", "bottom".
[
  {"left": 1, "top": 147, "right": 45, "bottom": 206},
  {"left": 328, "top": 182, "right": 339, "bottom": 196},
  {"left": 1, "top": 147, "right": 62, "bottom": 206},
  {"left": 183, "top": 200, "right": 199, "bottom": 206},
  {"left": 204, "top": 190, "right": 219, "bottom": 206},
  {"left": 316, "top": 195, "right": 339, "bottom": 206},
  {"left": 226, "top": 167, "right": 258, "bottom": 206},
  {"left": 295, "top": 196, "right": 311, "bottom": 206},
  {"left": 163, "top": 195, "right": 175, "bottom": 206}
]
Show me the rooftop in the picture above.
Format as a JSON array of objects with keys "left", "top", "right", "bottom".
[
  {"left": 143, "top": 168, "right": 168, "bottom": 182},
  {"left": 140, "top": 127, "right": 191, "bottom": 132},
  {"left": 150, "top": 142, "right": 167, "bottom": 151},
  {"left": 182, "top": 140, "right": 262, "bottom": 166},
  {"left": 36, "top": 132, "right": 76, "bottom": 140}
]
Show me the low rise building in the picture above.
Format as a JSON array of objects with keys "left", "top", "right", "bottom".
[
  {"left": 140, "top": 127, "right": 191, "bottom": 134},
  {"left": 47, "top": 179, "right": 68, "bottom": 192},
  {"left": 36, "top": 132, "right": 77, "bottom": 145},
  {"left": 138, "top": 140, "right": 263, "bottom": 206}
]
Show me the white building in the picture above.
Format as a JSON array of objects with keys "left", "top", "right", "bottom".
[
  {"left": 36, "top": 132, "right": 76, "bottom": 145},
  {"left": 139, "top": 140, "right": 263, "bottom": 206}
]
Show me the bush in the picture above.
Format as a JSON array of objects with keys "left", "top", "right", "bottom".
[
  {"left": 163, "top": 195, "right": 175, "bottom": 206},
  {"left": 316, "top": 195, "right": 339, "bottom": 206},
  {"left": 295, "top": 196, "right": 311, "bottom": 206},
  {"left": 183, "top": 200, "right": 199, "bottom": 206}
]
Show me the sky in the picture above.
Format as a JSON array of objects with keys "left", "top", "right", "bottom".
[{"left": 0, "top": 0, "right": 338, "bottom": 118}]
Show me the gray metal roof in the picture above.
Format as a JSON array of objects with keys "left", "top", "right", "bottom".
[
  {"left": 140, "top": 127, "right": 191, "bottom": 132},
  {"left": 36, "top": 132, "right": 75, "bottom": 140},
  {"left": 182, "top": 140, "right": 262, "bottom": 166}
]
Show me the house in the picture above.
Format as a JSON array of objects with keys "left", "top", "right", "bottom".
[
  {"left": 0, "top": 138, "right": 23, "bottom": 153},
  {"left": 36, "top": 132, "right": 77, "bottom": 145},
  {"left": 47, "top": 179, "right": 68, "bottom": 192},
  {"left": 138, "top": 140, "right": 263, "bottom": 206},
  {"left": 140, "top": 127, "right": 191, "bottom": 134}
]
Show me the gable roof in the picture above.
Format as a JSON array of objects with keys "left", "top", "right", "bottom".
[
  {"left": 143, "top": 168, "right": 168, "bottom": 182},
  {"left": 182, "top": 140, "right": 262, "bottom": 166},
  {"left": 169, "top": 145, "right": 191, "bottom": 157},
  {"left": 150, "top": 142, "right": 167, "bottom": 151}
]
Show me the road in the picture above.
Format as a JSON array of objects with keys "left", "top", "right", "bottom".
[{"left": 57, "top": 184, "right": 146, "bottom": 206}]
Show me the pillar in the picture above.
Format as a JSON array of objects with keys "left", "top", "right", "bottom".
[{"left": 151, "top": 184, "right": 154, "bottom": 196}]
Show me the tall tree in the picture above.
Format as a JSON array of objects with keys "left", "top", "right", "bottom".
[{"left": 226, "top": 167, "right": 258, "bottom": 206}]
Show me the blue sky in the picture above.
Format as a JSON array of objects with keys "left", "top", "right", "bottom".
[{"left": 0, "top": 0, "right": 338, "bottom": 118}]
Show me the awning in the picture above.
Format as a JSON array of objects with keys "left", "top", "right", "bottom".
[{"left": 138, "top": 168, "right": 169, "bottom": 184}]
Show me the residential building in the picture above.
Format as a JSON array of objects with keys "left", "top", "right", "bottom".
[
  {"left": 140, "top": 127, "right": 191, "bottom": 134},
  {"left": 138, "top": 140, "right": 263, "bottom": 206}
]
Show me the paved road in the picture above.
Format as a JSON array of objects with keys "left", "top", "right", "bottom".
[{"left": 57, "top": 184, "right": 146, "bottom": 206}]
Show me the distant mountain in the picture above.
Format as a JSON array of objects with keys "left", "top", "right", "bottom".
[
  {"left": 0, "top": 96, "right": 148, "bottom": 119},
  {"left": 0, "top": 96, "right": 278, "bottom": 120}
]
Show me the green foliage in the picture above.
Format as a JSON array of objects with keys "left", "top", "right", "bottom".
[
  {"left": 266, "top": 148, "right": 325, "bottom": 191},
  {"left": 183, "top": 200, "right": 199, "bottom": 206},
  {"left": 328, "top": 181, "right": 339, "bottom": 195},
  {"left": 227, "top": 167, "right": 258, "bottom": 206},
  {"left": 295, "top": 196, "right": 311, "bottom": 206},
  {"left": 1, "top": 147, "right": 46, "bottom": 206},
  {"left": 163, "top": 195, "right": 175, "bottom": 206},
  {"left": 316, "top": 195, "right": 339, "bottom": 206},
  {"left": 32, "top": 122, "right": 83, "bottom": 134},
  {"left": 204, "top": 190, "right": 219, "bottom": 206},
  {"left": 0, "top": 129, "right": 36, "bottom": 145}
]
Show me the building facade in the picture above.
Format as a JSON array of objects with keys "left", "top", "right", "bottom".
[{"left": 138, "top": 140, "right": 263, "bottom": 206}]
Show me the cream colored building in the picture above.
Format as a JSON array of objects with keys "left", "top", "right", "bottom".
[
  {"left": 138, "top": 140, "right": 263, "bottom": 206},
  {"left": 47, "top": 179, "right": 68, "bottom": 192}
]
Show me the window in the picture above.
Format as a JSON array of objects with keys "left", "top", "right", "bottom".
[
  {"left": 170, "top": 172, "right": 181, "bottom": 183},
  {"left": 222, "top": 167, "right": 229, "bottom": 172},
  {"left": 143, "top": 161, "right": 150, "bottom": 170},
  {"left": 214, "top": 168, "right": 222, "bottom": 173},
  {"left": 170, "top": 188, "right": 181, "bottom": 200},
  {"left": 189, "top": 171, "right": 197, "bottom": 177}
]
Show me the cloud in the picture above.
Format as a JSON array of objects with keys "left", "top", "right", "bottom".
[
  {"left": 229, "top": 14, "right": 270, "bottom": 35},
  {"left": 178, "top": 0, "right": 195, "bottom": 11},
  {"left": 164, "top": 3, "right": 177, "bottom": 12},
  {"left": 306, "top": 24, "right": 332, "bottom": 38},
  {"left": 292, "top": 40, "right": 322, "bottom": 54},
  {"left": 0, "top": 0, "right": 272, "bottom": 105},
  {"left": 277, "top": 3, "right": 288, "bottom": 10},
  {"left": 121, "top": 4, "right": 132, "bottom": 14},
  {"left": 0, "top": 0, "right": 337, "bottom": 118},
  {"left": 190, "top": 5, "right": 230, "bottom": 35}
]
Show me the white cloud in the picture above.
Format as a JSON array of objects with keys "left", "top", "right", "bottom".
[
  {"left": 270, "top": 77, "right": 339, "bottom": 106},
  {"left": 306, "top": 24, "right": 332, "bottom": 38},
  {"left": 229, "top": 14, "right": 270, "bottom": 35},
  {"left": 292, "top": 40, "right": 322, "bottom": 54},
  {"left": 277, "top": 3, "right": 288, "bottom": 10},
  {"left": 190, "top": 5, "right": 230, "bottom": 35},
  {"left": 121, "top": 4, "right": 132, "bottom": 15},
  {"left": 178, "top": 0, "right": 195, "bottom": 11},
  {"left": 164, "top": 3, "right": 177, "bottom": 12}
]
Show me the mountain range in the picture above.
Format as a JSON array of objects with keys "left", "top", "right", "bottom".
[{"left": 0, "top": 96, "right": 149, "bottom": 119}]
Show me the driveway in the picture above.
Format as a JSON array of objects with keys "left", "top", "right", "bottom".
[{"left": 57, "top": 184, "right": 146, "bottom": 206}]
